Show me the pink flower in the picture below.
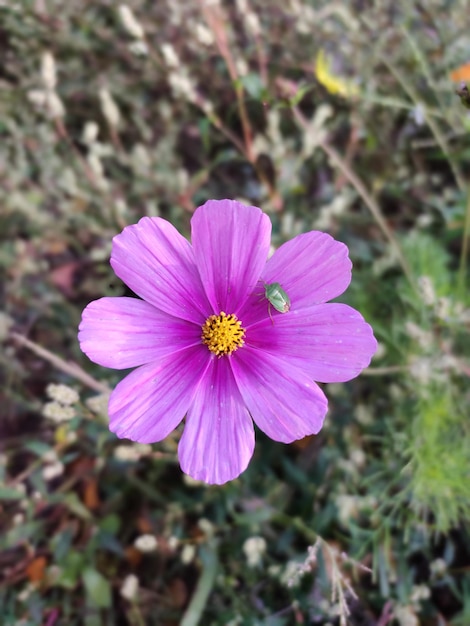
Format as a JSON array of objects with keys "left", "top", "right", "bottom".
[{"left": 79, "top": 199, "right": 377, "bottom": 484}]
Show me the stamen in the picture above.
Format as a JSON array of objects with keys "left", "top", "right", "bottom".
[{"left": 201, "top": 312, "right": 246, "bottom": 356}]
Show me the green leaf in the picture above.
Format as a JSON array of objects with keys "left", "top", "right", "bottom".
[
  {"left": 82, "top": 568, "right": 112, "bottom": 608},
  {"left": 58, "top": 552, "right": 84, "bottom": 590},
  {"left": 25, "top": 441, "right": 52, "bottom": 456},
  {"left": 61, "top": 493, "right": 93, "bottom": 520},
  {"left": 0, "top": 486, "right": 25, "bottom": 501},
  {"left": 240, "top": 73, "right": 265, "bottom": 99}
]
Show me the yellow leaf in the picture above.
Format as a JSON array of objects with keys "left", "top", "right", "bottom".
[
  {"left": 315, "top": 50, "right": 359, "bottom": 98},
  {"left": 450, "top": 61, "right": 470, "bottom": 82},
  {"left": 26, "top": 556, "right": 47, "bottom": 584},
  {"left": 54, "top": 424, "right": 69, "bottom": 444}
]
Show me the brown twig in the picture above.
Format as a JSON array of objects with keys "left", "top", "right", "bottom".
[{"left": 10, "top": 332, "right": 110, "bottom": 394}]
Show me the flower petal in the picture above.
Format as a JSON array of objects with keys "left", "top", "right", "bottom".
[
  {"left": 109, "top": 346, "right": 210, "bottom": 443},
  {"left": 111, "top": 216, "right": 210, "bottom": 322},
  {"left": 231, "top": 347, "right": 328, "bottom": 443},
  {"left": 191, "top": 199, "right": 271, "bottom": 313},
  {"left": 246, "top": 303, "right": 377, "bottom": 383},
  {"left": 79, "top": 297, "right": 201, "bottom": 369},
  {"left": 179, "top": 357, "right": 255, "bottom": 485},
  {"left": 263, "top": 231, "right": 352, "bottom": 308}
]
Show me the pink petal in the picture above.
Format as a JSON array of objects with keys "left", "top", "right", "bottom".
[
  {"left": 231, "top": 347, "right": 328, "bottom": 443},
  {"left": 179, "top": 357, "right": 255, "bottom": 485},
  {"left": 79, "top": 297, "right": 201, "bottom": 369},
  {"left": 246, "top": 303, "right": 377, "bottom": 383},
  {"left": 191, "top": 199, "right": 271, "bottom": 314},
  {"left": 111, "top": 217, "right": 210, "bottom": 323},
  {"left": 109, "top": 346, "right": 210, "bottom": 443},
  {"left": 264, "top": 231, "right": 352, "bottom": 309}
]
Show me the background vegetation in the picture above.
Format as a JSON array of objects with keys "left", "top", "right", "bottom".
[{"left": 1, "top": 1, "right": 470, "bottom": 624}]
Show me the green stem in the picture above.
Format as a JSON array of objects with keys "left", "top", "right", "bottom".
[
  {"left": 323, "top": 139, "right": 416, "bottom": 291},
  {"left": 291, "top": 105, "right": 416, "bottom": 290},
  {"left": 458, "top": 187, "right": 470, "bottom": 297},
  {"left": 180, "top": 543, "right": 219, "bottom": 626},
  {"left": 379, "top": 55, "right": 466, "bottom": 192}
]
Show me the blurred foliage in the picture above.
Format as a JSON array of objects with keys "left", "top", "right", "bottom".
[{"left": 1, "top": 0, "right": 470, "bottom": 624}]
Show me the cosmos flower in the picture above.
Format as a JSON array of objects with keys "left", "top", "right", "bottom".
[{"left": 79, "top": 199, "right": 376, "bottom": 484}]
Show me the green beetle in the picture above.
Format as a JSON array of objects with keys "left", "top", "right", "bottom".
[{"left": 261, "top": 281, "right": 291, "bottom": 323}]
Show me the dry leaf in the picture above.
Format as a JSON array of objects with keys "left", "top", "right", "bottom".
[{"left": 26, "top": 556, "right": 47, "bottom": 584}]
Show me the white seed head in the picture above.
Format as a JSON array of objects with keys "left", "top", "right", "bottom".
[
  {"left": 302, "top": 104, "right": 332, "bottom": 157},
  {"left": 282, "top": 560, "right": 303, "bottom": 587},
  {"left": 408, "top": 357, "right": 433, "bottom": 385},
  {"left": 42, "top": 401, "right": 75, "bottom": 422},
  {"left": 198, "top": 518, "right": 215, "bottom": 538},
  {"left": 435, "top": 297, "right": 450, "bottom": 320},
  {"left": 120, "top": 574, "right": 139, "bottom": 600},
  {"left": 99, "top": 88, "right": 121, "bottom": 128},
  {"left": 18, "top": 583, "right": 35, "bottom": 603},
  {"left": 13, "top": 513, "right": 25, "bottom": 526},
  {"left": 350, "top": 448, "right": 366, "bottom": 468},
  {"left": 416, "top": 213, "right": 433, "bottom": 228},
  {"left": 131, "top": 143, "right": 151, "bottom": 172},
  {"left": 245, "top": 12, "right": 261, "bottom": 36},
  {"left": 86, "top": 393, "right": 110, "bottom": 416},
  {"left": 417, "top": 275, "right": 436, "bottom": 306},
  {"left": 46, "top": 383, "right": 79, "bottom": 406},
  {"left": 394, "top": 605, "right": 418, "bottom": 626},
  {"left": 200, "top": 98, "right": 214, "bottom": 115},
  {"left": 167, "top": 536, "right": 180, "bottom": 550},
  {"left": 168, "top": 70, "right": 198, "bottom": 102},
  {"left": 242, "top": 536, "right": 267, "bottom": 567},
  {"left": 430, "top": 558, "right": 447, "bottom": 576},
  {"left": 235, "top": 57, "right": 248, "bottom": 77},
  {"left": 28, "top": 89, "right": 65, "bottom": 118},
  {"left": 118, "top": 5, "right": 144, "bottom": 39},
  {"left": 129, "top": 40, "right": 148, "bottom": 56},
  {"left": 0, "top": 311, "right": 13, "bottom": 341},
  {"left": 405, "top": 321, "right": 433, "bottom": 349},
  {"left": 87, "top": 152, "right": 104, "bottom": 178},
  {"left": 134, "top": 534, "right": 158, "bottom": 553},
  {"left": 15, "top": 483, "right": 27, "bottom": 496},
  {"left": 181, "top": 543, "right": 196, "bottom": 564},
  {"left": 43, "top": 461, "right": 65, "bottom": 481},
  {"left": 48, "top": 91, "right": 65, "bottom": 118},
  {"left": 355, "top": 404, "right": 373, "bottom": 425},
  {"left": 41, "top": 51, "right": 57, "bottom": 90},
  {"left": 374, "top": 342, "right": 387, "bottom": 359},
  {"left": 194, "top": 22, "right": 214, "bottom": 46},
  {"left": 160, "top": 43, "right": 180, "bottom": 68},
  {"left": 65, "top": 431, "right": 78, "bottom": 444},
  {"left": 114, "top": 443, "right": 151, "bottom": 461},
  {"left": 294, "top": 7, "right": 315, "bottom": 34},
  {"left": 335, "top": 494, "right": 359, "bottom": 525},
  {"left": 182, "top": 474, "right": 207, "bottom": 487},
  {"left": 82, "top": 121, "right": 99, "bottom": 145},
  {"left": 43, "top": 449, "right": 58, "bottom": 463},
  {"left": 410, "top": 584, "right": 430, "bottom": 603}
]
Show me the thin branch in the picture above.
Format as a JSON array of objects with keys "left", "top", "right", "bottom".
[
  {"left": 10, "top": 332, "right": 110, "bottom": 394},
  {"left": 292, "top": 105, "right": 416, "bottom": 289}
]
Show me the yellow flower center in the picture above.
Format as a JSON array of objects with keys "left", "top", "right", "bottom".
[{"left": 201, "top": 312, "right": 246, "bottom": 356}]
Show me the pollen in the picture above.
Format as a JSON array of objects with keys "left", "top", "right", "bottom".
[{"left": 201, "top": 312, "right": 246, "bottom": 356}]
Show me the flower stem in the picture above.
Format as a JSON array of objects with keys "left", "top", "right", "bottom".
[
  {"left": 180, "top": 543, "right": 219, "bottom": 626},
  {"left": 458, "top": 187, "right": 470, "bottom": 297}
]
